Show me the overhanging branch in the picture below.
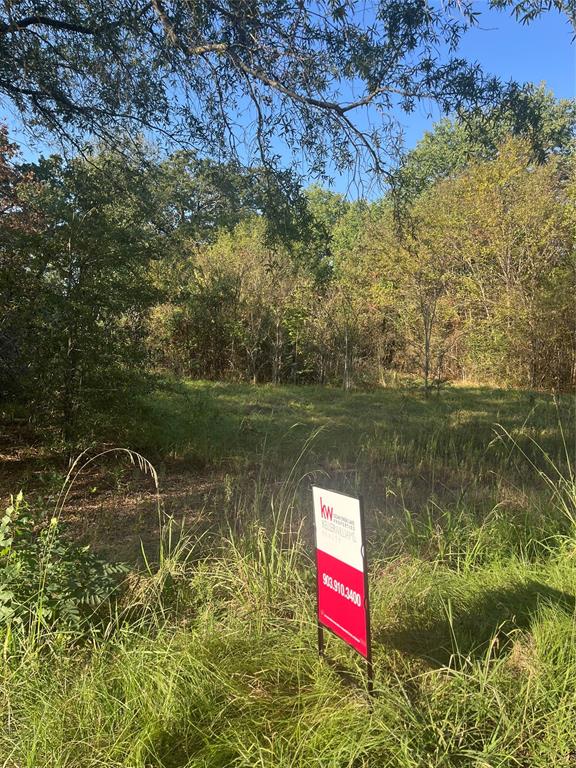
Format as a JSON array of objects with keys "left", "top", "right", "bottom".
[{"left": 0, "top": 15, "right": 97, "bottom": 36}]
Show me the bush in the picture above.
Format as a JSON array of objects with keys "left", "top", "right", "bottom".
[{"left": 0, "top": 492, "right": 127, "bottom": 633}]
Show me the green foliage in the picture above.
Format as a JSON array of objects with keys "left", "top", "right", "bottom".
[
  {"left": 345, "top": 136, "right": 575, "bottom": 390},
  {"left": 2, "top": 104, "right": 575, "bottom": 446},
  {"left": 1, "top": 382, "right": 575, "bottom": 765},
  {"left": 0, "top": 125, "right": 42, "bottom": 400},
  {"left": 146, "top": 124, "right": 575, "bottom": 393},
  {"left": 2, "top": 146, "right": 163, "bottom": 438},
  {"left": 152, "top": 154, "right": 312, "bottom": 249},
  {"left": 1, "top": 496, "right": 575, "bottom": 766},
  {"left": 1, "top": 1, "right": 541, "bottom": 176},
  {"left": 0, "top": 492, "right": 126, "bottom": 632},
  {"left": 395, "top": 85, "right": 576, "bottom": 202}
]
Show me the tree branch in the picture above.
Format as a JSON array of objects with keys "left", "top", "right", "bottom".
[
  {"left": 150, "top": 0, "right": 227, "bottom": 54},
  {"left": 0, "top": 15, "right": 97, "bottom": 36}
]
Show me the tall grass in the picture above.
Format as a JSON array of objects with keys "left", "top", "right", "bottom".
[
  {"left": 2, "top": 481, "right": 576, "bottom": 766},
  {"left": 1, "top": 536, "right": 575, "bottom": 766},
  {"left": 1, "top": 391, "right": 575, "bottom": 767}
]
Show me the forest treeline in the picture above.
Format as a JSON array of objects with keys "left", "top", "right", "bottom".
[{"left": 1, "top": 88, "right": 575, "bottom": 437}]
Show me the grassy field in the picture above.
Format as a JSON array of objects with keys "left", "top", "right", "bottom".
[{"left": 1, "top": 380, "right": 575, "bottom": 766}]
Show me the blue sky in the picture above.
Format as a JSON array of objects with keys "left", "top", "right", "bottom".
[
  {"left": 332, "top": 4, "right": 575, "bottom": 196},
  {"left": 400, "top": 5, "right": 575, "bottom": 149},
  {"left": 2, "top": 4, "right": 574, "bottom": 195}
]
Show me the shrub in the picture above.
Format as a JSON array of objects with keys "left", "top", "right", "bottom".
[{"left": 0, "top": 491, "right": 127, "bottom": 634}]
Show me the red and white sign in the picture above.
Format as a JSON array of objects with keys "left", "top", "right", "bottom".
[{"left": 312, "top": 486, "right": 370, "bottom": 658}]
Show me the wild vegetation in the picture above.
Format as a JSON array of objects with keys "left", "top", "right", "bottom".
[
  {"left": 1, "top": 382, "right": 575, "bottom": 766},
  {"left": 2, "top": 88, "right": 575, "bottom": 446},
  {"left": 1, "top": 2, "right": 575, "bottom": 765},
  {"left": 2, "top": 101, "right": 575, "bottom": 764}
]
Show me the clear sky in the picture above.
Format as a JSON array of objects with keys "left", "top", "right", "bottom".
[
  {"left": 2, "top": 3, "right": 574, "bottom": 195},
  {"left": 400, "top": 4, "right": 575, "bottom": 150}
]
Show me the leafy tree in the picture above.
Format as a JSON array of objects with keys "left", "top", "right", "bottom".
[
  {"left": 151, "top": 153, "right": 310, "bottom": 245},
  {"left": 395, "top": 87, "right": 576, "bottom": 202},
  {"left": 148, "top": 216, "right": 317, "bottom": 382},
  {"left": 305, "top": 187, "right": 349, "bottom": 234},
  {"left": 329, "top": 201, "right": 400, "bottom": 386},
  {"left": 328, "top": 135, "right": 574, "bottom": 391},
  {"left": 3, "top": 124, "right": 574, "bottom": 418},
  {"left": 442, "top": 139, "right": 575, "bottom": 388},
  {"left": 1, "top": 1, "right": 565, "bottom": 175},
  {"left": 398, "top": 191, "right": 462, "bottom": 390},
  {"left": 9, "top": 150, "right": 160, "bottom": 437},
  {"left": 0, "top": 126, "right": 42, "bottom": 399}
]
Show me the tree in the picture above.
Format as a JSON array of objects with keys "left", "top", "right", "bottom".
[
  {"left": 1, "top": 1, "right": 568, "bottom": 176},
  {"left": 327, "top": 131, "right": 575, "bottom": 392},
  {"left": 398, "top": 191, "right": 461, "bottom": 391},
  {"left": 147, "top": 215, "right": 321, "bottom": 382},
  {"left": 395, "top": 87, "right": 576, "bottom": 203},
  {"left": 0, "top": 126, "right": 42, "bottom": 399},
  {"left": 329, "top": 201, "right": 401, "bottom": 386},
  {"left": 443, "top": 139, "right": 575, "bottom": 389},
  {"left": 150, "top": 153, "right": 310, "bottom": 247},
  {"left": 9, "top": 150, "right": 160, "bottom": 437}
]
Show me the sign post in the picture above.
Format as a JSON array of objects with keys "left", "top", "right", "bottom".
[{"left": 312, "top": 486, "right": 373, "bottom": 694}]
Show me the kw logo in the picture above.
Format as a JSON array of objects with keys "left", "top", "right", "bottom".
[{"left": 320, "top": 498, "right": 333, "bottom": 520}]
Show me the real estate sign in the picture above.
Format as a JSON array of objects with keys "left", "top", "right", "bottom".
[{"left": 312, "top": 486, "right": 371, "bottom": 661}]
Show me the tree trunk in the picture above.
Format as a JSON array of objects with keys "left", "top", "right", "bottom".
[
  {"left": 62, "top": 330, "right": 79, "bottom": 443},
  {"left": 343, "top": 326, "right": 351, "bottom": 391}
]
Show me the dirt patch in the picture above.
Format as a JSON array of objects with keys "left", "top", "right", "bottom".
[{"left": 0, "top": 429, "right": 232, "bottom": 563}]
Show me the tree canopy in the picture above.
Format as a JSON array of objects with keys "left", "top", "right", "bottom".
[
  {"left": 394, "top": 86, "right": 576, "bottom": 202},
  {"left": 1, "top": 0, "right": 573, "bottom": 176}
]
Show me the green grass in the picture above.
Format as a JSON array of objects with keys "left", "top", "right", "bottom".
[
  {"left": 1, "top": 380, "right": 575, "bottom": 766},
  {"left": 1, "top": 522, "right": 575, "bottom": 767},
  {"left": 96, "top": 378, "right": 574, "bottom": 562},
  {"left": 108, "top": 379, "right": 572, "bottom": 475}
]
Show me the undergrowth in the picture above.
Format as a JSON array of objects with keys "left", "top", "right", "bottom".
[{"left": 1, "top": 517, "right": 575, "bottom": 767}]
